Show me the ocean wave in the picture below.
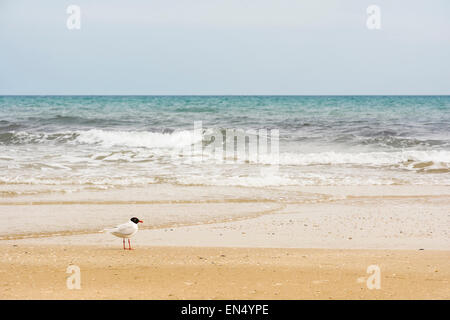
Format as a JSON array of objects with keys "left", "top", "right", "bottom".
[
  {"left": 75, "top": 129, "right": 202, "bottom": 148},
  {"left": 35, "top": 115, "right": 132, "bottom": 127},
  {"left": 2, "top": 130, "right": 449, "bottom": 169},
  {"left": 356, "top": 136, "right": 447, "bottom": 148},
  {"left": 0, "top": 132, "right": 79, "bottom": 145},
  {"left": 0, "top": 129, "right": 203, "bottom": 149},
  {"left": 0, "top": 120, "right": 23, "bottom": 132},
  {"left": 257, "top": 150, "right": 450, "bottom": 168}
]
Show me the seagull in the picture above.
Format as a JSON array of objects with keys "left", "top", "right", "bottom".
[{"left": 103, "top": 217, "right": 143, "bottom": 250}]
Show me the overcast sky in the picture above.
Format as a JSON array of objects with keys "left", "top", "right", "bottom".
[{"left": 0, "top": 0, "right": 449, "bottom": 95}]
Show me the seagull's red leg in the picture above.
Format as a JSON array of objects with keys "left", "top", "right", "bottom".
[
  {"left": 128, "top": 239, "right": 132, "bottom": 250},
  {"left": 123, "top": 238, "right": 125, "bottom": 250}
]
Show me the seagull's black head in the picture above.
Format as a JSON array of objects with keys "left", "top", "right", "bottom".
[{"left": 130, "top": 217, "right": 143, "bottom": 224}]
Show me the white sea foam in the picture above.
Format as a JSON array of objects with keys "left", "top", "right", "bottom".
[
  {"left": 75, "top": 129, "right": 202, "bottom": 148},
  {"left": 2, "top": 129, "right": 203, "bottom": 149},
  {"left": 258, "top": 150, "right": 450, "bottom": 167},
  {"left": 177, "top": 174, "right": 299, "bottom": 187},
  {"left": 2, "top": 130, "right": 449, "bottom": 189},
  {"left": 0, "top": 175, "right": 158, "bottom": 186}
]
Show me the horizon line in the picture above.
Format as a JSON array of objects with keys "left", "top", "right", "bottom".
[{"left": 1, "top": 94, "right": 450, "bottom": 97}]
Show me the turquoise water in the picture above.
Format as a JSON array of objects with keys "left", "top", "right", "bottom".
[{"left": 0, "top": 96, "right": 449, "bottom": 188}]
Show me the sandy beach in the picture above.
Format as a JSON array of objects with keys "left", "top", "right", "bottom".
[
  {"left": 0, "top": 184, "right": 449, "bottom": 299},
  {"left": 1, "top": 245, "right": 449, "bottom": 300}
]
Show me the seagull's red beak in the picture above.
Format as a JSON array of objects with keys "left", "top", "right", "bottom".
[{"left": 139, "top": 220, "right": 143, "bottom": 223}]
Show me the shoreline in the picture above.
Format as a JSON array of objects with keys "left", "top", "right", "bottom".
[
  {"left": 1, "top": 185, "right": 448, "bottom": 250},
  {"left": 1, "top": 184, "right": 448, "bottom": 299},
  {"left": 0, "top": 184, "right": 449, "bottom": 249}
]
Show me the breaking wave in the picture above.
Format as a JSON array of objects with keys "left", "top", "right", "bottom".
[
  {"left": 259, "top": 150, "right": 450, "bottom": 168},
  {"left": 0, "top": 129, "right": 203, "bottom": 149}
]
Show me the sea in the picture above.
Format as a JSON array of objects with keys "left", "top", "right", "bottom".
[{"left": 1, "top": 96, "right": 449, "bottom": 192}]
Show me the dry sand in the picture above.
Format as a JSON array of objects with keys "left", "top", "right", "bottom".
[{"left": 0, "top": 245, "right": 448, "bottom": 300}]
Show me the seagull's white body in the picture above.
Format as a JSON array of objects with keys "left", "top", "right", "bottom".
[
  {"left": 104, "top": 221, "right": 139, "bottom": 239},
  {"left": 102, "top": 217, "right": 143, "bottom": 250}
]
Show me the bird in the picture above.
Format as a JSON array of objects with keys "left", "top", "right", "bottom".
[{"left": 103, "top": 217, "right": 143, "bottom": 250}]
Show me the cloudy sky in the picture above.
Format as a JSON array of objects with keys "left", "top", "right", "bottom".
[{"left": 0, "top": 0, "right": 449, "bottom": 95}]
